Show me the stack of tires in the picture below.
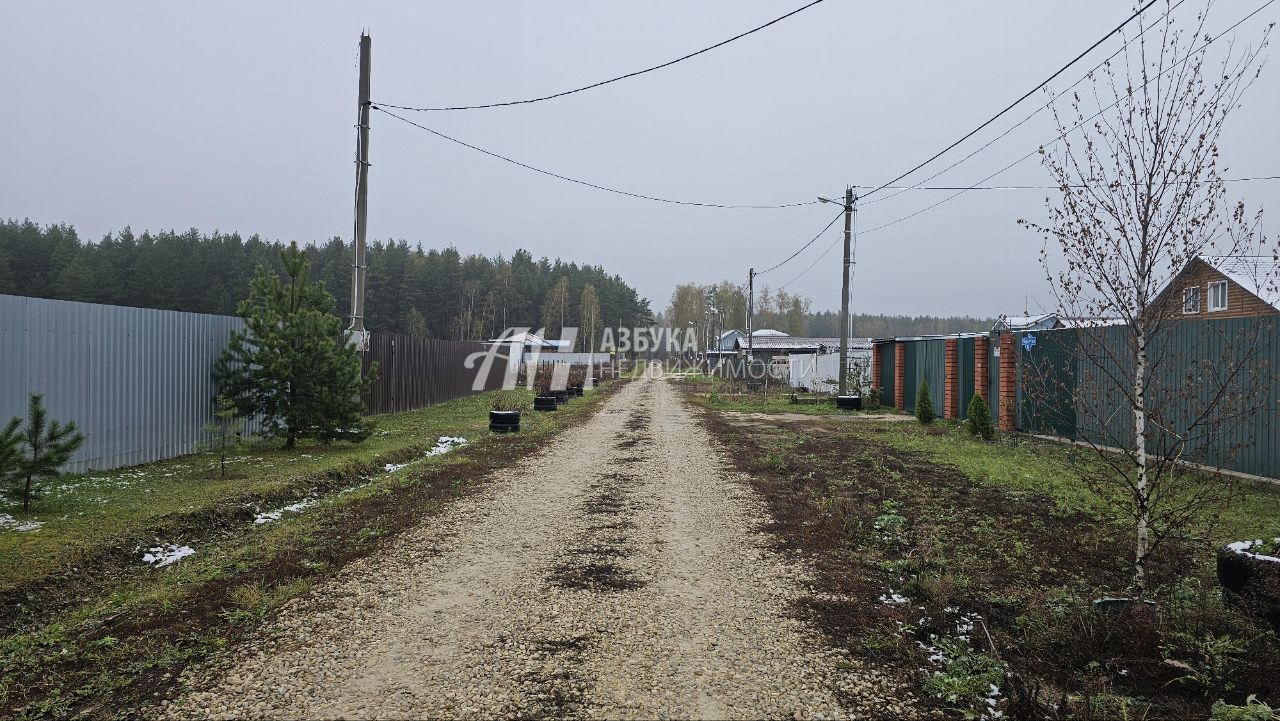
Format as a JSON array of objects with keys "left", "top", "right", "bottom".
[
  {"left": 534, "top": 396, "right": 558, "bottom": 412},
  {"left": 489, "top": 410, "right": 521, "bottom": 433},
  {"left": 552, "top": 390, "right": 569, "bottom": 405}
]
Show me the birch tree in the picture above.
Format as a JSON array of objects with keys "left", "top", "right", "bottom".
[{"left": 1020, "top": 1, "right": 1276, "bottom": 595}]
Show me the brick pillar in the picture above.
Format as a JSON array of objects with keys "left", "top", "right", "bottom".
[
  {"left": 998, "top": 333, "right": 1016, "bottom": 431},
  {"left": 871, "top": 343, "right": 882, "bottom": 400},
  {"left": 944, "top": 338, "right": 959, "bottom": 419},
  {"left": 973, "top": 336, "right": 989, "bottom": 401},
  {"left": 894, "top": 342, "right": 906, "bottom": 410}
]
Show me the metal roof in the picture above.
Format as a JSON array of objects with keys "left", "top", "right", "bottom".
[
  {"left": 736, "top": 335, "right": 872, "bottom": 351},
  {"left": 1206, "top": 255, "right": 1280, "bottom": 311}
]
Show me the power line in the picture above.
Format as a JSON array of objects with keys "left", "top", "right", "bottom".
[
  {"left": 375, "top": 0, "right": 827, "bottom": 112},
  {"left": 755, "top": 210, "right": 844, "bottom": 276},
  {"left": 859, "top": 176, "right": 1280, "bottom": 193},
  {"left": 857, "top": 0, "right": 1277, "bottom": 236},
  {"left": 374, "top": 106, "right": 818, "bottom": 209},
  {"left": 860, "top": 0, "right": 1161, "bottom": 200},
  {"left": 863, "top": 0, "right": 1189, "bottom": 206}
]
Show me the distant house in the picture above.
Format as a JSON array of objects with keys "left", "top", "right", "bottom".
[
  {"left": 485, "top": 331, "right": 560, "bottom": 354},
  {"left": 735, "top": 334, "right": 872, "bottom": 361},
  {"left": 1152, "top": 255, "right": 1280, "bottom": 320},
  {"left": 710, "top": 329, "right": 745, "bottom": 359},
  {"left": 993, "top": 313, "right": 1125, "bottom": 332}
]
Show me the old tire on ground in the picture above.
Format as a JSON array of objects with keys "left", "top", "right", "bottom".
[
  {"left": 489, "top": 410, "right": 520, "bottom": 433},
  {"left": 1218, "top": 544, "right": 1280, "bottom": 629},
  {"left": 552, "top": 390, "right": 569, "bottom": 405},
  {"left": 836, "top": 395, "right": 862, "bottom": 411},
  {"left": 534, "top": 396, "right": 558, "bottom": 412},
  {"left": 571, "top": 386, "right": 584, "bottom": 397}
]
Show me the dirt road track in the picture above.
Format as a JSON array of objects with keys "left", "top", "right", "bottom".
[{"left": 165, "top": 372, "right": 918, "bottom": 719}]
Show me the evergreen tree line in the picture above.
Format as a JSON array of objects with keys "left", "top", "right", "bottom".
[
  {"left": 0, "top": 219, "right": 653, "bottom": 345},
  {"left": 660, "top": 277, "right": 994, "bottom": 341}
]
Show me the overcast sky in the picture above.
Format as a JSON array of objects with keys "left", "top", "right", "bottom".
[{"left": 3, "top": 1, "right": 1277, "bottom": 317}]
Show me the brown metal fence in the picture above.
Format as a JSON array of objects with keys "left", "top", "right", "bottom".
[{"left": 361, "top": 333, "right": 504, "bottom": 414}]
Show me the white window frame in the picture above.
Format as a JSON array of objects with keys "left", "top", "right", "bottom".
[
  {"left": 1208, "top": 280, "right": 1228, "bottom": 312},
  {"left": 1183, "top": 286, "right": 1201, "bottom": 314}
]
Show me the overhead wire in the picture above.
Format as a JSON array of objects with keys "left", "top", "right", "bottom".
[
  {"left": 754, "top": 210, "right": 845, "bottom": 276},
  {"left": 860, "top": 0, "right": 1162, "bottom": 200},
  {"left": 375, "top": 0, "right": 827, "bottom": 111},
  {"left": 862, "top": 0, "right": 1189, "bottom": 206},
  {"left": 857, "top": 0, "right": 1277, "bottom": 237},
  {"left": 374, "top": 105, "right": 819, "bottom": 208}
]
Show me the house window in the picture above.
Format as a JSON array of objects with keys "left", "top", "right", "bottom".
[
  {"left": 1208, "top": 280, "right": 1228, "bottom": 312},
  {"left": 1183, "top": 286, "right": 1201, "bottom": 314}
]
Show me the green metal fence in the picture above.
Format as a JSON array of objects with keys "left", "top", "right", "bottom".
[
  {"left": 876, "top": 318, "right": 1277, "bottom": 479},
  {"left": 1017, "top": 317, "right": 1279, "bottom": 479}
]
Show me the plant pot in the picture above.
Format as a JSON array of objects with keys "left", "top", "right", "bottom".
[
  {"left": 489, "top": 410, "right": 520, "bottom": 433},
  {"left": 534, "top": 396, "right": 558, "bottom": 412},
  {"left": 571, "top": 386, "right": 584, "bottom": 397},
  {"left": 836, "top": 395, "right": 862, "bottom": 411},
  {"left": 591, "top": 377, "right": 601, "bottom": 386},
  {"left": 1217, "top": 542, "right": 1280, "bottom": 629},
  {"left": 552, "top": 390, "right": 569, "bottom": 405}
]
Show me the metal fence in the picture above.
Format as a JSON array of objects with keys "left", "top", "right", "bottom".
[
  {"left": 0, "top": 294, "right": 251, "bottom": 473},
  {"left": 361, "top": 333, "right": 504, "bottom": 414},
  {"left": 877, "top": 318, "right": 1280, "bottom": 479},
  {"left": 2, "top": 295, "right": 507, "bottom": 473}
]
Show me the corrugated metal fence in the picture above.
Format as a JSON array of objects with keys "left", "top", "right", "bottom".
[
  {"left": 1, "top": 294, "right": 503, "bottom": 473},
  {"left": 361, "top": 333, "right": 504, "bottom": 414},
  {"left": 877, "top": 318, "right": 1279, "bottom": 479},
  {"left": 0, "top": 294, "right": 252, "bottom": 472}
]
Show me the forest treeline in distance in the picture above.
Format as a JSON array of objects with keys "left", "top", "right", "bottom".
[
  {"left": 661, "top": 281, "right": 994, "bottom": 340},
  {"left": 0, "top": 220, "right": 653, "bottom": 346}
]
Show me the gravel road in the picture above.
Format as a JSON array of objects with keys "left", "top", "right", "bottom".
[{"left": 165, "top": 371, "right": 919, "bottom": 720}]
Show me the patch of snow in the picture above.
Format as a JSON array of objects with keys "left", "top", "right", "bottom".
[
  {"left": 253, "top": 498, "right": 318, "bottom": 525},
  {"left": 0, "top": 514, "right": 45, "bottom": 532},
  {"left": 1227, "top": 538, "right": 1280, "bottom": 563},
  {"left": 383, "top": 436, "right": 468, "bottom": 472},
  {"left": 879, "top": 591, "right": 909, "bottom": 605},
  {"left": 142, "top": 544, "right": 196, "bottom": 567}
]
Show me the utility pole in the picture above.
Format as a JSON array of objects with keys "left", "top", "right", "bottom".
[
  {"left": 747, "top": 268, "right": 755, "bottom": 364},
  {"left": 838, "top": 186, "right": 855, "bottom": 397},
  {"left": 348, "top": 32, "right": 372, "bottom": 346},
  {"left": 819, "top": 186, "right": 856, "bottom": 397}
]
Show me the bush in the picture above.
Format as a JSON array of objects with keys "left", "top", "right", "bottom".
[
  {"left": 491, "top": 390, "right": 529, "bottom": 412},
  {"left": 865, "top": 386, "right": 882, "bottom": 412},
  {"left": 916, "top": 380, "right": 936, "bottom": 424},
  {"left": 967, "top": 393, "right": 995, "bottom": 440}
]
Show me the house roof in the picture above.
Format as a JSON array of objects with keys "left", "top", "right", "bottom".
[
  {"left": 1205, "top": 256, "right": 1280, "bottom": 311},
  {"left": 736, "top": 336, "right": 872, "bottom": 351},
  {"left": 718, "top": 329, "right": 744, "bottom": 339},
  {"left": 486, "top": 331, "right": 557, "bottom": 347},
  {"left": 750, "top": 328, "right": 789, "bottom": 337}
]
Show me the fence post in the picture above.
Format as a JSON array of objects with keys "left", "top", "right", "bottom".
[
  {"left": 973, "top": 336, "right": 989, "bottom": 401},
  {"left": 871, "top": 342, "right": 882, "bottom": 399},
  {"left": 894, "top": 341, "right": 906, "bottom": 410},
  {"left": 944, "top": 338, "right": 958, "bottom": 419},
  {"left": 998, "top": 333, "right": 1017, "bottom": 431}
]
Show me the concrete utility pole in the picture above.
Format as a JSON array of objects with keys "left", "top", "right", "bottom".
[
  {"left": 348, "top": 32, "right": 372, "bottom": 344},
  {"left": 747, "top": 268, "right": 755, "bottom": 364},
  {"left": 820, "top": 187, "right": 856, "bottom": 396}
]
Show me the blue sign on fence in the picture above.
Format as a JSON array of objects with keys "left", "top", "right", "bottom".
[{"left": 1021, "top": 334, "right": 1037, "bottom": 351}]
